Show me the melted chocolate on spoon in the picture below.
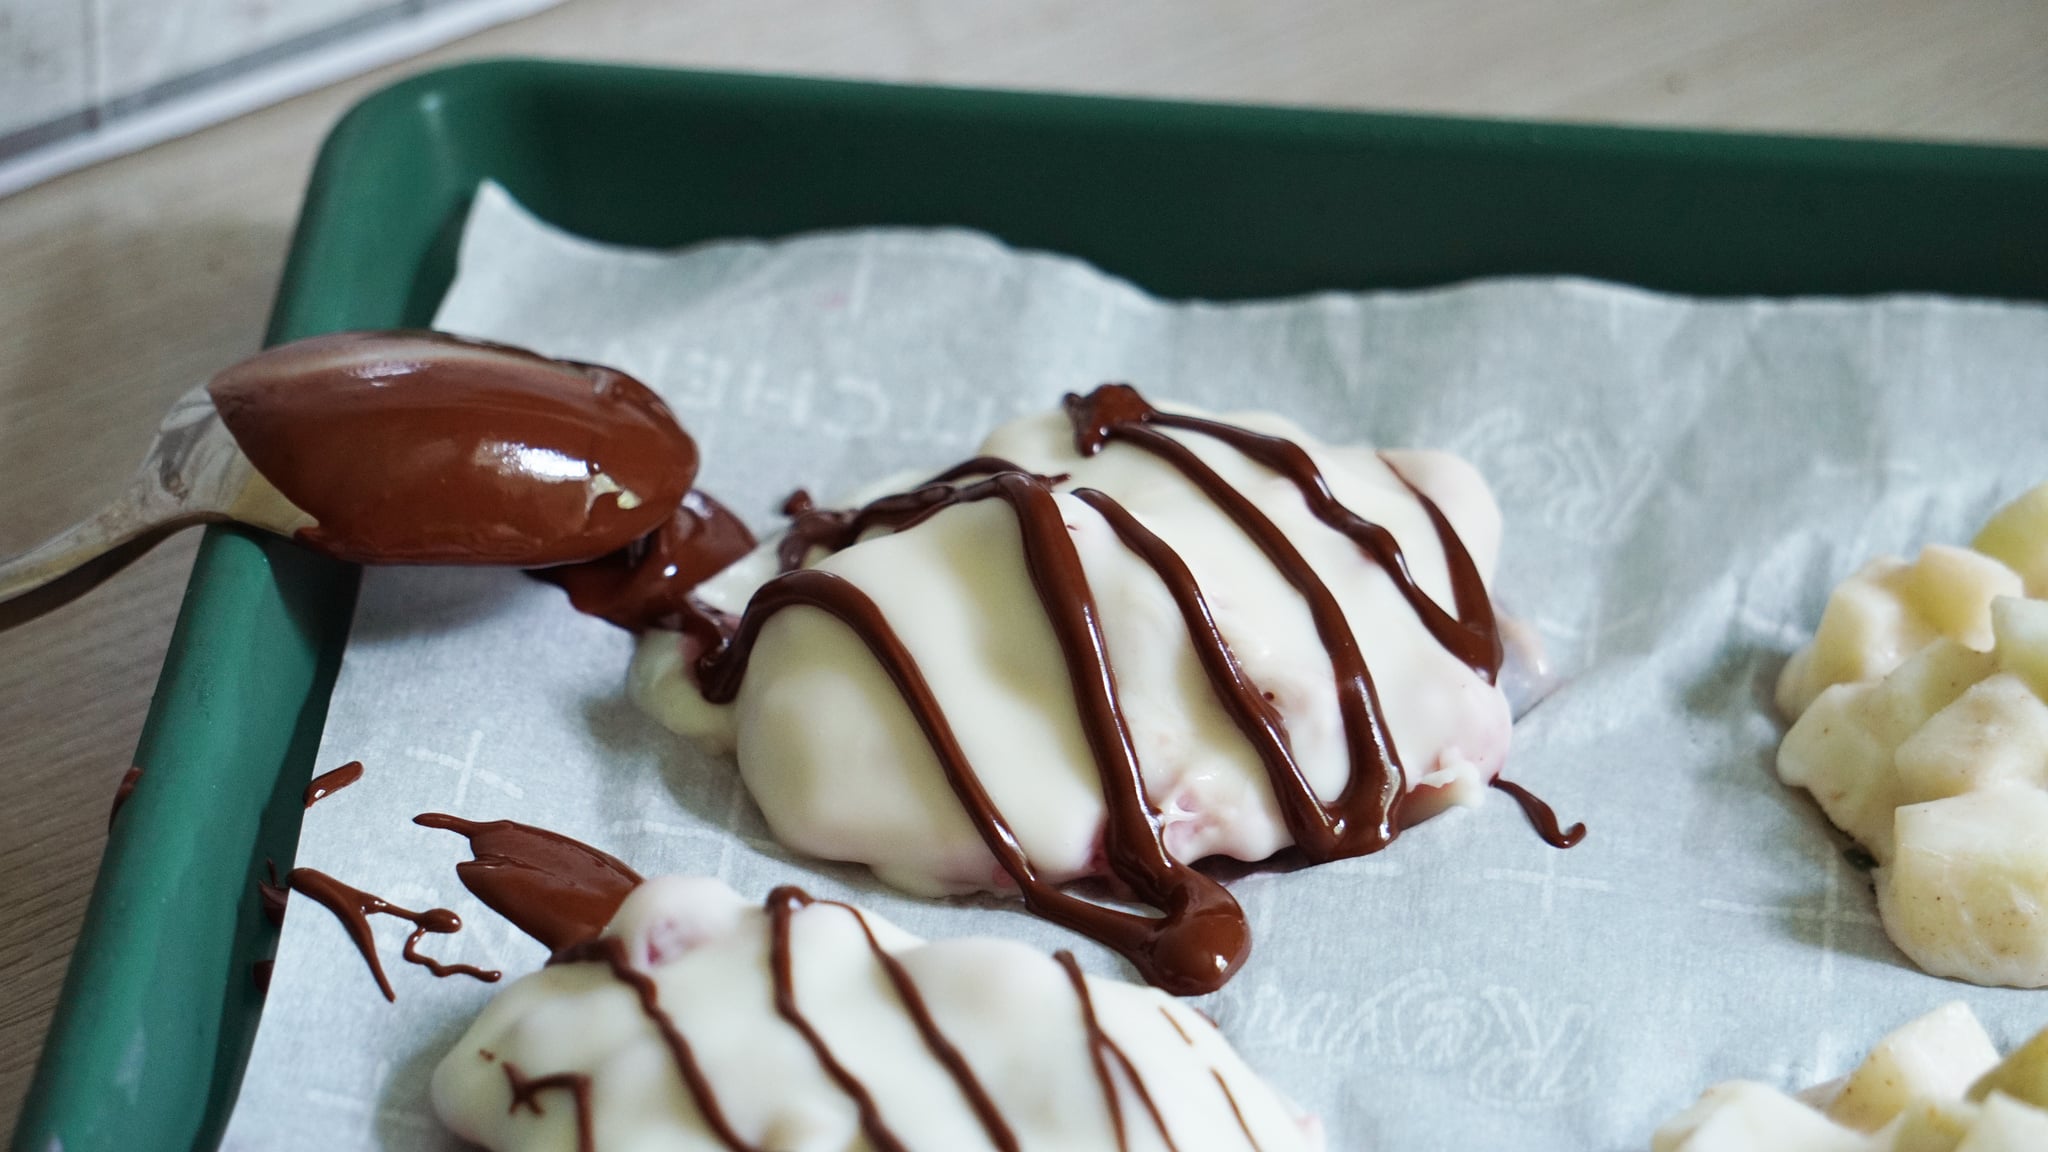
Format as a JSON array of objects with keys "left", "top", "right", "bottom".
[
  {"left": 208, "top": 330, "right": 699, "bottom": 567},
  {"left": 530, "top": 488, "right": 756, "bottom": 640}
]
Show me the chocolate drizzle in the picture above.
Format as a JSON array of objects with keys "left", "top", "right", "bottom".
[
  {"left": 766, "top": 887, "right": 909, "bottom": 1152},
  {"left": 303, "top": 760, "right": 363, "bottom": 808},
  {"left": 774, "top": 455, "right": 1046, "bottom": 571},
  {"left": 545, "top": 883, "right": 1188, "bottom": 1152},
  {"left": 1489, "top": 778, "right": 1587, "bottom": 849},
  {"left": 414, "top": 813, "right": 643, "bottom": 953},
  {"left": 285, "top": 867, "right": 501, "bottom": 1000},
  {"left": 1055, "top": 950, "right": 1179, "bottom": 1152},
  {"left": 552, "top": 935, "right": 758, "bottom": 1152},
  {"left": 1212, "top": 1071, "right": 1264, "bottom": 1152},
  {"left": 504, "top": 1063, "right": 595, "bottom": 1152},
  {"left": 700, "top": 475, "right": 1251, "bottom": 995},
  {"left": 1159, "top": 1005, "right": 1195, "bottom": 1046},
  {"left": 772, "top": 887, "right": 1020, "bottom": 1152},
  {"left": 682, "top": 383, "right": 1566, "bottom": 993}
]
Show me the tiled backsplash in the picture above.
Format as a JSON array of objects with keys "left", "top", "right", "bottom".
[{"left": 0, "top": 0, "right": 558, "bottom": 191}]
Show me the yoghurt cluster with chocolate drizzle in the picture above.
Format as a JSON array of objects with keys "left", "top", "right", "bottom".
[
  {"left": 627, "top": 384, "right": 1570, "bottom": 996},
  {"left": 432, "top": 873, "right": 1324, "bottom": 1152}
]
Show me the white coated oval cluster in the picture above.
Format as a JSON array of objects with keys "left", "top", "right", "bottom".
[
  {"left": 1777, "top": 484, "right": 2048, "bottom": 986},
  {"left": 433, "top": 876, "right": 1323, "bottom": 1152},
  {"left": 631, "top": 403, "right": 1509, "bottom": 897}
]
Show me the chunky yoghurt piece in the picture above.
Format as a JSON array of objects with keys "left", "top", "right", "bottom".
[
  {"left": 630, "top": 385, "right": 1547, "bottom": 993},
  {"left": 1652, "top": 1001, "right": 2048, "bottom": 1152},
  {"left": 433, "top": 875, "right": 1323, "bottom": 1152},
  {"left": 1776, "top": 483, "right": 2048, "bottom": 987}
]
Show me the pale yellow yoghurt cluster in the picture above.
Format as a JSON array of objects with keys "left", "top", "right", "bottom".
[
  {"left": 1654, "top": 1002, "right": 2048, "bottom": 1152},
  {"left": 1777, "top": 484, "right": 2048, "bottom": 986}
]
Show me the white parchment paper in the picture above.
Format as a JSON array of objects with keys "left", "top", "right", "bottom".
[{"left": 223, "top": 181, "right": 2048, "bottom": 1152}]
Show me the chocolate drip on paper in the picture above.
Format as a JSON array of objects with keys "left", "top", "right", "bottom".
[
  {"left": 108, "top": 765, "right": 142, "bottom": 828},
  {"left": 303, "top": 760, "right": 363, "bottom": 808},
  {"left": 1488, "top": 778, "right": 1587, "bottom": 849},
  {"left": 285, "top": 867, "right": 500, "bottom": 1001},
  {"left": 504, "top": 1063, "right": 596, "bottom": 1152},
  {"left": 414, "top": 813, "right": 643, "bottom": 952}
]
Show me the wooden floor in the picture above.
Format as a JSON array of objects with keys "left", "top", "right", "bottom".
[{"left": 2, "top": 0, "right": 2045, "bottom": 1135}]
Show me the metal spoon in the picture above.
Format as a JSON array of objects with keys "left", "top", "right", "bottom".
[
  {"left": 0, "top": 331, "right": 699, "bottom": 632},
  {"left": 0, "top": 385, "right": 308, "bottom": 630}
]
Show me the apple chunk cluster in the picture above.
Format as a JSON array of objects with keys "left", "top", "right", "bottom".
[
  {"left": 1776, "top": 483, "right": 2048, "bottom": 987},
  {"left": 1654, "top": 1002, "right": 2048, "bottom": 1152}
]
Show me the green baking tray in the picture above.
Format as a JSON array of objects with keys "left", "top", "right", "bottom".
[{"left": 14, "top": 58, "right": 2048, "bottom": 1151}]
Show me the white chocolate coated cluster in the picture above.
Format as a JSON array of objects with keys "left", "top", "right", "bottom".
[
  {"left": 631, "top": 401, "right": 1509, "bottom": 897},
  {"left": 432, "top": 876, "right": 1322, "bottom": 1151},
  {"left": 1654, "top": 1002, "right": 2048, "bottom": 1152},
  {"left": 1777, "top": 483, "right": 2048, "bottom": 987}
]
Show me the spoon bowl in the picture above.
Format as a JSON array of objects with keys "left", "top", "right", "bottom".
[{"left": 0, "top": 330, "right": 699, "bottom": 631}]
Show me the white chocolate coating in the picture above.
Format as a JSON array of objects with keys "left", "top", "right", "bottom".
[
  {"left": 631, "top": 401, "right": 1510, "bottom": 896},
  {"left": 432, "top": 876, "right": 1323, "bottom": 1151}
]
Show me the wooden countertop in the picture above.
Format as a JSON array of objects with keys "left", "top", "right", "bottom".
[{"left": 4, "top": 0, "right": 2045, "bottom": 1135}]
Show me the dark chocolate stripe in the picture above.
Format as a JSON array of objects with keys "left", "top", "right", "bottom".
[
  {"left": 1068, "top": 384, "right": 1501, "bottom": 680},
  {"left": 766, "top": 887, "right": 911, "bottom": 1152},
  {"left": 777, "top": 456, "right": 1043, "bottom": 572},
  {"left": 701, "top": 474, "right": 1250, "bottom": 995},
  {"left": 1065, "top": 413, "right": 1409, "bottom": 852},
  {"left": 1103, "top": 1034, "right": 1179, "bottom": 1152},
  {"left": 818, "top": 896, "right": 1021, "bottom": 1152},
  {"left": 1054, "top": 951, "right": 1180, "bottom": 1152},
  {"left": 504, "top": 1063, "right": 595, "bottom": 1152},
  {"left": 1212, "top": 1070, "right": 1264, "bottom": 1152},
  {"left": 554, "top": 935, "right": 760, "bottom": 1152},
  {"left": 1073, "top": 487, "right": 1393, "bottom": 859},
  {"left": 1158, "top": 1005, "right": 1196, "bottom": 1046}
]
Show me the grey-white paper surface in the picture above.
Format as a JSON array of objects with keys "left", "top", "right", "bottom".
[{"left": 223, "top": 181, "right": 2048, "bottom": 1151}]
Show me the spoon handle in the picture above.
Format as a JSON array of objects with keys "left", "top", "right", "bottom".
[
  {"left": 0, "top": 501, "right": 219, "bottom": 630},
  {"left": 0, "top": 387, "right": 254, "bottom": 632}
]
